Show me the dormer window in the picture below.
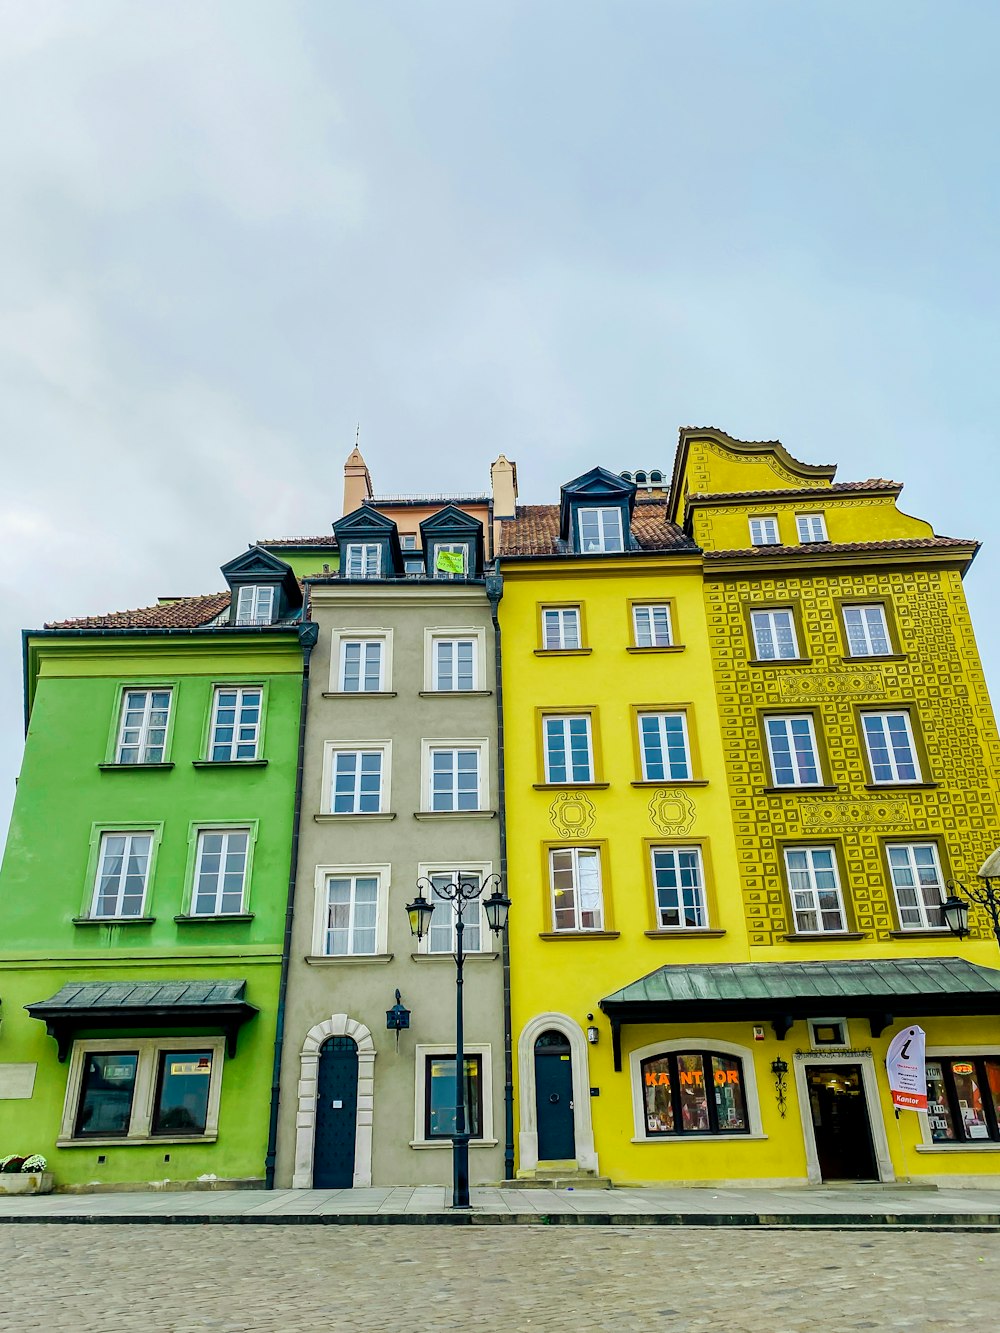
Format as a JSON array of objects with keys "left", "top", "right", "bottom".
[
  {"left": 578, "top": 507, "right": 624, "bottom": 553},
  {"left": 433, "top": 543, "right": 469, "bottom": 579},
  {"left": 235, "top": 585, "right": 275, "bottom": 625},
  {"left": 345, "top": 543, "right": 382, "bottom": 578}
]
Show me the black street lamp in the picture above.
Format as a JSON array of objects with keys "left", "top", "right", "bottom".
[
  {"left": 405, "top": 872, "right": 510, "bottom": 1209},
  {"left": 942, "top": 850, "right": 1000, "bottom": 948}
]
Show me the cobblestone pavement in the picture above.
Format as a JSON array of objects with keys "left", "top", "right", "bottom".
[{"left": 0, "top": 1224, "right": 995, "bottom": 1331}]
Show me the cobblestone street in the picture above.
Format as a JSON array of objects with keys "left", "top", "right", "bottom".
[{"left": 0, "top": 1224, "right": 995, "bottom": 1331}]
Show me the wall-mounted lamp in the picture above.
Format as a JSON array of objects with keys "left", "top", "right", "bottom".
[
  {"left": 770, "top": 1056, "right": 789, "bottom": 1118},
  {"left": 386, "top": 989, "right": 410, "bottom": 1049},
  {"left": 586, "top": 1013, "right": 599, "bottom": 1045}
]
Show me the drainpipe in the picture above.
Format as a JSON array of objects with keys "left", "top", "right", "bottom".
[
  {"left": 264, "top": 602, "right": 319, "bottom": 1189},
  {"left": 486, "top": 570, "right": 515, "bottom": 1180}
]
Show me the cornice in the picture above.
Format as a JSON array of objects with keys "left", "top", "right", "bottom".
[
  {"left": 497, "top": 550, "right": 703, "bottom": 578},
  {"left": 702, "top": 544, "right": 978, "bottom": 577},
  {"left": 308, "top": 582, "right": 490, "bottom": 609},
  {"left": 685, "top": 487, "right": 900, "bottom": 514}
]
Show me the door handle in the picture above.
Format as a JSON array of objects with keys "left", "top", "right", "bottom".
[{"left": 549, "top": 1093, "right": 560, "bottom": 1104}]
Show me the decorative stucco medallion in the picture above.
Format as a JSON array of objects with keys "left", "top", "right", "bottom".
[
  {"left": 800, "top": 799, "right": 910, "bottom": 831},
  {"left": 548, "top": 792, "right": 597, "bottom": 839},
  {"left": 647, "top": 788, "right": 697, "bottom": 835}
]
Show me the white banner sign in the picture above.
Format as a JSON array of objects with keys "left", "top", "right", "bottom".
[{"left": 886, "top": 1025, "right": 927, "bottom": 1110}]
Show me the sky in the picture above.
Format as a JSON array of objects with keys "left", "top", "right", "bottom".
[{"left": 1, "top": 1, "right": 998, "bottom": 837}]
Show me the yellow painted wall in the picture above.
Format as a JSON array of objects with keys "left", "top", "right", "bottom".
[{"left": 692, "top": 494, "right": 935, "bottom": 553}]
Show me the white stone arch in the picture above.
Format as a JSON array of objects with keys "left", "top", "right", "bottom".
[
  {"left": 517, "top": 1012, "right": 597, "bottom": 1174},
  {"left": 292, "top": 1014, "right": 376, "bottom": 1189}
]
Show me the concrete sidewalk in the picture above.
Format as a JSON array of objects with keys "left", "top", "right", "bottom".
[{"left": 4, "top": 1183, "right": 1000, "bottom": 1228}]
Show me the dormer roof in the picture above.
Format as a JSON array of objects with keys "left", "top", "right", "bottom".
[
  {"left": 220, "top": 546, "right": 301, "bottom": 606},
  {"left": 558, "top": 466, "right": 637, "bottom": 542}
]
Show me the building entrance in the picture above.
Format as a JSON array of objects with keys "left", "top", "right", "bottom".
[
  {"left": 313, "top": 1036, "right": 358, "bottom": 1188},
  {"left": 806, "top": 1064, "right": 878, "bottom": 1181},
  {"left": 534, "top": 1030, "right": 575, "bottom": 1161}
]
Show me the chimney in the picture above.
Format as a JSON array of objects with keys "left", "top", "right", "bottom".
[
  {"left": 490, "top": 455, "right": 517, "bottom": 518},
  {"left": 343, "top": 446, "right": 373, "bottom": 516}
]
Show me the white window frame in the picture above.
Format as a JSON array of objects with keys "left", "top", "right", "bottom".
[
  {"left": 549, "top": 845, "right": 604, "bottom": 932},
  {"left": 328, "top": 627, "right": 393, "bottom": 694},
  {"left": 541, "top": 607, "right": 582, "bottom": 651},
  {"left": 431, "top": 542, "right": 470, "bottom": 579},
  {"left": 415, "top": 862, "right": 494, "bottom": 955},
  {"left": 323, "top": 741, "right": 391, "bottom": 815},
  {"left": 432, "top": 638, "right": 477, "bottom": 691},
  {"left": 638, "top": 712, "right": 692, "bottom": 782},
  {"left": 542, "top": 714, "right": 595, "bottom": 784},
  {"left": 58, "top": 1036, "right": 226, "bottom": 1147},
  {"left": 750, "top": 608, "right": 800, "bottom": 660},
  {"left": 843, "top": 604, "right": 892, "bottom": 657},
  {"left": 796, "top": 513, "right": 828, "bottom": 543},
  {"left": 191, "top": 826, "right": 251, "bottom": 916},
  {"left": 748, "top": 515, "right": 780, "bottom": 546},
  {"left": 338, "top": 638, "right": 385, "bottom": 692},
  {"left": 344, "top": 543, "right": 382, "bottom": 578},
  {"left": 784, "top": 846, "right": 847, "bottom": 934},
  {"left": 632, "top": 604, "right": 673, "bottom": 648},
  {"left": 208, "top": 685, "right": 262, "bottom": 761},
  {"left": 310, "top": 862, "right": 390, "bottom": 957},
  {"left": 422, "top": 627, "right": 487, "bottom": 692},
  {"left": 235, "top": 585, "right": 275, "bottom": 625},
  {"left": 577, "top": 506, "right": 624, "bottom": 553},
  {"left": 887, "top": 842, "right": 947, "bottom": 931},
  {"left": 422, "top": 740, "right": 487, "bottom": 812},
  {"left": 650, "top": 845, "right": 707, "bottom": 929},
  {"left": 115, "top": 688, "right": 172, "bottom": 764},
  {"left": 90, "top": 830, "right": 155, "bottom": 919},
  {"left": 764, "top": 714, "right": 823, "bottom": 787},
  {"left": 862, "top": 710, "right": 921, "bottom": 784},
  {"left": 411, "top": 1043, "right": 496, "bottom": 1149}
]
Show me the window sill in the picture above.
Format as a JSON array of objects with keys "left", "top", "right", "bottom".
[
  {"left": 626, "top": 645, "right": 685, "bottom": 654},
  {"left": 411, "top": 952, "right": 499, "bottom": 962},
  {"left": 192, "top": 759, "right": 267, "bottom": 768},
  {"left": 914, "top": 1143, "right": 1000, "bottom": 1154},
  {"left": 409, "top": 1138, "right": 498, "bottom": 1151},
  {"left": 644, "top": 929, "right": 726, "bottom": 939},
  {"left": 761, "top": 785, "right": 840, "bottom": 795},
  {"left": 631, "top": 1134, "right": 767, "bottom": 1145},
  {"left": 888, "top": 928, "right": 950, "bottom": 939},
  {"left": 749, "top": 658, "right": 813, "bottom": 667},
  {"left": 864, "top": 782, "right": 938, "bottom": 791},
  {"left": 631, "top": 779, "right": 709, "bottom": 788},
  {"left": 538, "top": 931, "right": 620, "bottom": 941},
  {"left": 174, "top": 913, "right": 254, "bottom": 924},
  {"left": 532, "top": 782, "right": 609, "bottom": 791},
  {"left": 841, "top": 654, "right": 907, "bottom": 664},
  {"left": 57, "top": 1133, "right": 218, "bottom": 1148},
  {"left": 322, "top": 691, "right": 398, "bottom": 699},
  {"left": 783, "top": 932, "right": 866, "bottom": 942},
  {"left": 314, "top": 812, "right": 397, "bottom": 823},
  {"left": 304, "top": 953, "right": 394, "bottom": 966},
  {"left": 97, "top": 762, "right": 174, "bottom": 772},
  {"left": 413, "top": 810, "right": 497, "bottom": 820},
  {"left": 73, "top": 915, "right": 155, "bottom": 926},
  {"left": 418, "top": 690, "right": 493, "bottom": 697},
  {"left": 533, "top": 648, "right": 593, "bottom": 657}
]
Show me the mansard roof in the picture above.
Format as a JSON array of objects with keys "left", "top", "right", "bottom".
[
  {"left": 499, "top": 498, "right": 697, "bottom": 558},
  {"left": 418, "top": 504, "right": 484, "bottom": 535},
  {"left": 333, "top": 505, "right": 398, "bottom": 537}
]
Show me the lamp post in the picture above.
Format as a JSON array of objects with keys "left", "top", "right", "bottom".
[
  {"left": 405, "top": 872, "right": 510, "bottom": 1209},
  {"left": 941, "top": 849, "right": 1000, "bottom": 948}
]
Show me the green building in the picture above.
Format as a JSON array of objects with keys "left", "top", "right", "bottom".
[{"left": 0, "top": 546, "right": 313, "bottom": 1191}]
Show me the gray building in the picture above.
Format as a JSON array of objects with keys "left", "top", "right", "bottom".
[{"left": 274, "top": 499, "right": 507, "bottom": 1188}]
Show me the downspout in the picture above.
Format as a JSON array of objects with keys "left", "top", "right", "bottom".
[
  {"left": 486, "top": 569, "right": 515, "bottom": 1180},
  {"left": 264, "top": 600, "right": 318, "bottom": 1188}
]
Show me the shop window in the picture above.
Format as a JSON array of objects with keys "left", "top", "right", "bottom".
[
  {"left": 641, "top": 1051, "right": 748, "bottom": 1136},
  {"left": 152, "top": 1051, "right": 214, "bottom": 1135},
  {"left": 424, "top": 1055, "right": 483, "bottom": 1139},
  {"left": 74, "top": 1051, "right": 139, "bottom": 1137},
  {"left": 926, "top": 1057, "right": 1000, "bottom": 1144}
]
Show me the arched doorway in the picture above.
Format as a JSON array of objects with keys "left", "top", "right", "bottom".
[
  {"left": 313, "top": 1036, "right": 359, "bottom": 1188},
  {"left": 534, "top": 1029, "right": 575, "bottom": 1160}
]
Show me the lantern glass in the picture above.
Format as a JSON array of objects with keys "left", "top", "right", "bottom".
[
  {"left": 406, "top": 893, "right": 435, "bottom": 940},
  {"left": 483, "top": 886, "right": 511, "bottom": 935},
  {"left": 941, "top": 892, "right": 970, "bottom": 940}
]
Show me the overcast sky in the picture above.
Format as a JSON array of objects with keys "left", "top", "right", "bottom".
[{"left": 1, "top": 1, "right": 998, "bottom": 838}]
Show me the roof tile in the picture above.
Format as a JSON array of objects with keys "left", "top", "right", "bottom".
[
  {"left": 687, "top": 479, "right": 901, "bottom": 504},
  {"left": 704, "top": 536, "right": 977, "bottom": 560},
  {"left": 45, "top": 591, "right": 231, "bottom": 630},
  {"left": 499, "top": 501, "right": 696, "bottom": 557}
]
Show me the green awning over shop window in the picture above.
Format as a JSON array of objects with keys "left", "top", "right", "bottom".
[
  {"left": 599, "top": 958, "right": 1000, "bottom": 1070},
  {"left": 25, "top": 979, "right": 258, "bottom": 1061}
]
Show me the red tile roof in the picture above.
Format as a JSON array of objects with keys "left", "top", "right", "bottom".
[
  {"left": 498, "top": 501, "right": 695, "bottom": 557},
  {"left": 687, "top": 480, "right": 901, "bottom": 504},
  {"left": 258, "top": 535, "right": 338, "bottom": 548},
  {"left": 704, "top": 536, "right": 977, "bottom": 561},
  {"left": 45, "top": 592, "right": 231, "bottom": 630}
]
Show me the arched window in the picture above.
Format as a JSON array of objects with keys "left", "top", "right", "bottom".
[{"left": 640, "top": 1050, "right": 748, "bottom": 1136}]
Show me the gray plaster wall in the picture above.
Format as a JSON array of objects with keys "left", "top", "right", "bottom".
[{"left": 275, "top": 580, "right": 505, "bottom": 1187}]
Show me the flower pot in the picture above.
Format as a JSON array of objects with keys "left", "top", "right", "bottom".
[{"left": 0, "top": 1172, "right": 53, "bottom": 1196}]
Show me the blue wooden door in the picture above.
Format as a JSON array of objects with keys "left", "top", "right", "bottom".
[
  {"left": 313, "top": 1036, "right": 359, "bottom": 1188},
  {"left": 534, "top": 1031, "right": 575, "bottom": 1161}
]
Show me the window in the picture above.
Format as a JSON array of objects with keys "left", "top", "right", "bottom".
[
  {"left": 578, "top": 507, "right": 624, "bottom": 553},
  {"left": 74, "top": 1052, "right": 138, "bottom": 1137},
  {"left": 235, "top": 585, "right": 275, "bottom": 625},
  {"left": 433, "top": 543, "right": 469, "bottom": 578},
  {"left": 796, "top": 513, "right": 828, "bottom": 543},
  {"left": 765, "top": 715, "right": 821, "bottom": 787},
  {"left": 748, "top": 516, "right": 780, "bottom": 546},
  {"left": 888, "top": 843, "right": 946, "bottom": 929},
  {"left": 651, "top": 847, "right": 706, "bottom": 928},
  {"left": 433, "top": 639, "right": 476, "bottom": 691},
  {"left": 425, "top": 871, "right": 484, "bottom": 954},
  {"left": 641, "top": 1052, "right": 748, "bottom": 1136},
  {"left": 400, "top": 534, "right": 417, "bottom": 550},
  {"left": 429, "top": 747, "right": 481, "bottom": 811},
  {"left": 926, "top": 1058, "right": 1000, "bottom": 1144},
  {"left": 339, "top": 639, "right": 384, "bottom": 692},
  {"left": 633, "top": 604, "right": 672, "bottom": 648},
  {"left": 152, "top": 1051, "right": 214, "bottom": 1135},
  {"left": 424, "top": 1054, "right": 483, "bottom": 1139},
  {"left": 549, "top": 846, "right": 603, "bottom": 931},
  {"left": 91, "top": 832, "right": 153, "bottom": 918},
  {"left": 323, "top": 873, "right": 379, "bottom": 955},
  {"left": 543, "top": 715, "right": 594, "bottom": 784},
  {"left": 862, "top": 711, "right": 920, "bottom": 783},
  {"left": 784, "top": 846, "right": 846, "bottom": 933},
  {"left": 192, "top": 829, "right": 249, "bottom": 915},
  {"left": 345, "top": 543, "right": 382, "bottom": 578},
  {"left": 330, "top": 748, "right": 385, "bottom": 814},
  {"left": 209, "top": 687, "right": 261, "bottom": 761},
  {"left": 638, "top": 713, "right": 691, "bottom": 781},
  {"left": 541, "top": 607, "right": 581, "bottom": 651},
  {"left": 115, "top": 689, "right": 171, "bottom": 764},
  {"left": 750, "top": 609, "right": 800, "bottom": 660},
  {"left": 843, "top": 604, "right": 892, "bottom": 657}
]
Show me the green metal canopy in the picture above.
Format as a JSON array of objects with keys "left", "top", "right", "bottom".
[
  {"left": 599, "top": 958, "right": 1000, "bottom": 1070},
  {"left": 25, "top": 980, "right": 258, "bottom": 1061}
]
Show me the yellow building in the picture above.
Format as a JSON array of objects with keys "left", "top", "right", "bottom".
[{"left": 498, "top": 433, "right": 1000, "bottom": 1187}]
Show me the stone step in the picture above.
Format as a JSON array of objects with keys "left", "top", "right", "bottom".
[{"left": 505, "top": 1175, "right": 614, "bottom": 1190}]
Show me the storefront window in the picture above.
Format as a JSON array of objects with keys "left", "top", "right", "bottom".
[
  {"left": 74, "top": 1052, "right": 138, "bottom": 1137},
  {"left": 152, "top": 1051, "right": 214, "bottom": 1135},
  {"left": 926, "top": 1056, "right": 1000, "bottom": 1143},
  {"left": 641, "top": 1051, "right": 749, "bottom": 1137},
  {"left": 424, "top": 1055, "right": 482, "bottom": 1139}
]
